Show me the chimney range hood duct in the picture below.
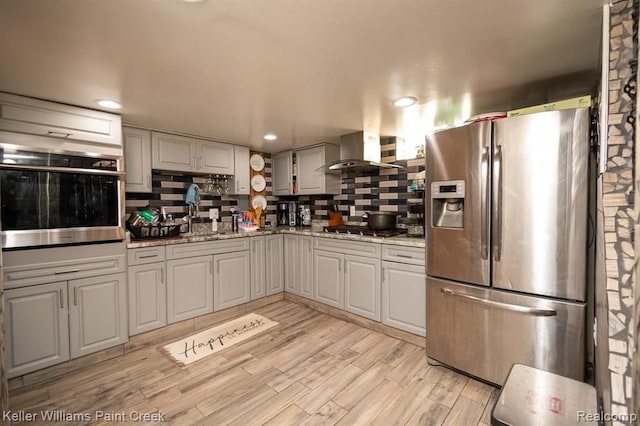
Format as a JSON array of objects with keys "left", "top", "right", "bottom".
[{"left": 319, "top": 131, "right": 404, "bottom": 172}]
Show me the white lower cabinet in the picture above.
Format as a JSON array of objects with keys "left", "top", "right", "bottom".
[
  {"left": 382, "top": 261, "right": 426, "bottom": 336},
  {"left": 5, "top": 282, "right": 70, "bottom": 378},
  {"left": 167, "top": 256, "right": 213, "bottom": 323},
  {"left": 313, "top": 250, "right": 380, "bottom": 320},
  {"left": 214, "top": 251, "right": 251, "bottom": 311},
  {"left": 284, "top": 235, "right": 313, "bottom": 298},
  {"left": 3, "top": 243, "right": 128, "bottom": 378},
  {"left": 266, "top": 235, "right": 284, "bottom": 295},
  {"left": 344, "top": 255, "right": 381, "bottom": 321},
  {"left": 128, "top": 263, "right": 167, "bottom": 335},
  {"left": 313, "top": 250, "right": 344, "bottom": 309},
  {"left": 250, "top": 236, "right": 267, "bottom": 300},
  {"left": 68, "top": 273, "right": 128, "bottom": 358},
  {"left": 284, "top": 235, "right": 298, "bottom": 295},
  {"left": 5, "top": 272, "right": 128, "bottom": 378},
  {"left": 298, "top": 236, "right": 314, "bottom": 298}
]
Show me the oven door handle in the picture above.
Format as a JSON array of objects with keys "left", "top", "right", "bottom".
[{"left": 0, "top": 163, "right": 126, "bottom": 176}]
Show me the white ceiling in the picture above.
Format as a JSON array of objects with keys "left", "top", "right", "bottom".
[{"left": 0, "top": 0, "right": 606, "bottom": 152}]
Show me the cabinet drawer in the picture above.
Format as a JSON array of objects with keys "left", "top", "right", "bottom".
[
  {"left": 4, "top": 243, "right": 126, "bottom": 289},
  {"left": 166, "top": 238, "right": 250, "bottom": 259},
  {"left": 314, "top": 237, "right": 381, "bottom": 257},
  {"left": 0, "top": 92, "right": 122, "bottom": 147},
  {"left": 382, "top": 244, "right": 425, "bottom": 266},
  {"left": 128, "top": 246, "right": 166, "bottom": 265}
]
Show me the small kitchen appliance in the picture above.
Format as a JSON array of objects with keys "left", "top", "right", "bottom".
[
  {"left": 288, "top": 201, "right": 298, "bottom": 226},
  {"left": 277, "top": 202, "right": 288, "bottom": 226}
]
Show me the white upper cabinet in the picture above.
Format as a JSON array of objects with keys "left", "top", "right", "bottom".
[
  {"left": 123, "top": 127, "right": 152, "bottom": 193},
  {"left": 151, "top": 131, "right": 236, "bottom": 175},
  {"left": 0, "top": 92, "right": 122, "bottom": 147},
  {"left": 199, "top": 139, "right": 235, "bottom": 175},
  {"left": 151, "top": 132, "right": 197, "bottom": 172},
  {"left": 297, "top": 145, "right": 340, "bottom": 195},
  {"left": 272, "top": 150, "right": 293, "bottom": 195},
  {"left": 231, "top": 145, "right": 250, "bottom": 195},
  {"left": 272, "top": 145, "right": 339, "bottom": 195}
]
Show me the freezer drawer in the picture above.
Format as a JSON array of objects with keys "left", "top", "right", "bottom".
[{"left": 426, "top": 278, "right": 585, "bottom": 386}]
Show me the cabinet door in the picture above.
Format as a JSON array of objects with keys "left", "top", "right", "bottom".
[
  {"left": 344, "top": 255, "right": 381, "bottom": 321},
  {"left": 272, "top": 151, "right": 292, "bottom": 195},
  {"left": 284, "top": 234, "right": 299, "bottom": 295},
  {"left": 266, "top": 235, "right": 284, "bottom": 295},
  {"left": 128, "top": 263, "right": 167, "bottom": 336},
  {"left": 0, "top": 92, "right": 122, "bottom": 146},
  {"left": 167, "top": 256, "right": 213, "bottom": 323},
  {"left": 124, "top": 127, "right": 152, "bottom": 193},
  {"left": 199, "top": 140, "right": 235, "bottom": 175},
  {"left": 151, "top": 131, "right": 196, "bottom": 172},
  {"left": 68, "top": 273, "right": 128, "bottom": 359},
  {"left": 298, "top": 236, "right": 314, "bottom": 299},
  {"left": 231, "top": 145, "right": 250, "bottom": 195},
  {"left": 4, "top": 282, "right": 70, "bottom": 378},
  {"left": 250, "top": 237, "right": 266, "bottom": 300},
  {"left": 382, "top": 261, "right": 426, "bottom": 336},
  {"left": 313, "top": 250, "right": 344, "bottom": 309},
  {"left": 296, "top": 145, "right": 340, "bottom": 195},
  {"left": 214, "top": 251, "right": 251, "bottom": 311}
]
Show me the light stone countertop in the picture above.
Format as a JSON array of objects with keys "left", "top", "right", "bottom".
[{"left": 127, "top": 226, "right": 425, "bottom": 249}]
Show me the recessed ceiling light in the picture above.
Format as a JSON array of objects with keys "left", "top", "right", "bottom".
[
  {"left": 263, "top": 133, "right": 278, "bottom": 141},
  {"left": 393, "top": 96, "right": 418, "bottom": 108},
  {"left": 96, "top": 99, "right": 121, "bottom": 109}
]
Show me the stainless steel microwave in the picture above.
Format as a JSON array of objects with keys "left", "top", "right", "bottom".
[{"left": 0, "top": 146, "right": 125, "bottom": 249}]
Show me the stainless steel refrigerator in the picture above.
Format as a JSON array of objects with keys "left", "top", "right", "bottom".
[{"left": 425, "top": 108, "right": 589, "bottom": 386}]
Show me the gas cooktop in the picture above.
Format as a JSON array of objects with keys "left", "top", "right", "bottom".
[{"left": 323, "top": 225, "right": 407, "bottom": 237}]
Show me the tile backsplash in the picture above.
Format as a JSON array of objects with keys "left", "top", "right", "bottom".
[{"left": 125, "top": 139, "right": 425, "bottom": 225}]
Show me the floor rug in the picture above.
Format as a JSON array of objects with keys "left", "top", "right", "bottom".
[{"left": 161, "top": 313, "right": 278, "bottom": 366}]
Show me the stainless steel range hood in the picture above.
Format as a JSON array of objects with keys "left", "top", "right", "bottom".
[{"left": 319, "top": 131, "right": 404, "bottom": 172}]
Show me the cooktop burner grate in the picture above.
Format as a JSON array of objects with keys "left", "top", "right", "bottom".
[{"left": 323, "top": 225, "right": 407, "bottom": 237}]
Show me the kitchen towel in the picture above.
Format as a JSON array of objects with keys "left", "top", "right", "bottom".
[
  {"left": 185, "top": 183, "right": 200, "bottom": 205},
  {"left": 160, "top": 313, "right": 278, "bottom": 366}
]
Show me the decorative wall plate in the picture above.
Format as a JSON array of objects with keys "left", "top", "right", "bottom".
[
  {"left": 251, "top": 174, "right": 266, "bottom": 192},
  {"left": 251, "top": 195, "right": 267, "bottom": 210},
  {"left": 250, "top": 153, "right": 265, "bottom": 172}
]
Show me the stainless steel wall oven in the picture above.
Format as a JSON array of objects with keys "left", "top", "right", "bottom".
[{"left": 0, "top": 145, "right": 125, "bottom": 248}]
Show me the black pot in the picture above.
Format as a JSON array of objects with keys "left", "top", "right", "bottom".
[{"left": 366, "top": 211, "right": 398, "bottom": 230}]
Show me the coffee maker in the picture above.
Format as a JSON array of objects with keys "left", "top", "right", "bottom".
[
  {"left": 277, "top": 202, "right": 289, "bottom": 226},
  {"left": 288, "top": 201, "right": 298, "bottom": 226}
]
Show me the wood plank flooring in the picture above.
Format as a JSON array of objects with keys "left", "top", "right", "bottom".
[{"left": 8, "top": 301, "right": 497, "bottom": 425}]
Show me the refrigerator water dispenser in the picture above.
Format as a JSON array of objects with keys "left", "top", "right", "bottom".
[{"left": 431, "top": 180, "right": 465, "bottom": 228}]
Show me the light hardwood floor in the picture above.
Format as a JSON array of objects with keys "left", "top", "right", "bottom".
[{"left": 8, "top": 300, "right": 498, "bottom": 425}]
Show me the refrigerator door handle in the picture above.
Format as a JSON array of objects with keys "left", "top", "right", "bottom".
[
  {"left": 481, "top": 146, "right": 489, "bottom": 260},
  {"left": 493, "top": 144, "right": 503, "bottom": 262},
  {"left": 441, "top": 288, "right": 557, "bottom": 316}
]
